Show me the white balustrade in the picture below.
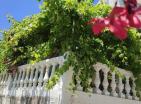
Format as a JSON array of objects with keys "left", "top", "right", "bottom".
[
  {"left": 92, "top": 63, "right": 139, "bottom": 100},
  {"left": 0, "top": 55, "right": 140, "bottom": 104}
]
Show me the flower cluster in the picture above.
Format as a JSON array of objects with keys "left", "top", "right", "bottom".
[{"left": 88, "top": 0, "right": 141, "bottom": 40}]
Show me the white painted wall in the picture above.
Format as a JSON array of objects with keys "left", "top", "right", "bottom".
[{"left": 70, "top": 91, "right": 141, "bottom": 104}]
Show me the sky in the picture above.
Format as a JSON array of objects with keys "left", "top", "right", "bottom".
[
  {"left": 0, "top": 0, "right": 99, "bottom": 39},
  {"left": 93, "top": 0, "right": 99, "bottom": 4},
  {"left": 0, "top": 0, "right": 42, "bottom": 39}
]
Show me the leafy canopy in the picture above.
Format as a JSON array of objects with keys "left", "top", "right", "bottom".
[{"left": 0, "top": 0, "right": 141, "bottom": 92}]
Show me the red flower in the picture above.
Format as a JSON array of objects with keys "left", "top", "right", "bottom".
[
  {"left": 88, "top": 0, "right": 141, "bottom": 40},
  {"left": 89, "top": 7, "right": 128, "bottom": 40},
  {"left": 125, "top": 0, "right": 141, "bottom": 28},
  {"left": 125, "top": 0, "right": 137, "bottom": 9}
]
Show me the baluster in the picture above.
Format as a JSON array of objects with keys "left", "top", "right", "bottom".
[
  {"left": 0, "top": 74, "right": 4, "bottom": 88},
  {"left": 7, "top": 74, "right": 13, "bottom": 88},
  {"left": 139, "top": 91, "right": 141, "bottom": 100},
  {"left": 5, "top": 74, "right": 9, "bottom": 93},
  {"left": 33, "top": 67, "right": 39, "bottom": 87},
  {"left": 0, "top": 74, "right": 2, "bottom": 96},
  {"left": 19, "top": 71, "right": 23, "bottom": 88},
  {"left": 3, "top": 74, "right": 6, "bottom": 88},
  {"left": 20, "top": 71, "right": 25, "bottom": 88},
  {"left": 132, "top": 78, "right": 139, "bottom": 100},
  {"left": 125, "top": 76, "right": 132, "bottom": 99},
  {"left": 17, "top": 71, "right": 22, "bottom": 88},
  {"left": 0, "top": 74, "right": 1, "bottom": 89},
  {"left": 28, "top": 67, "right": 36, "bottom": 99},
  {"left": 102, "top": 68, "right": 110, "bottom": 95},
  {"left": 32, "top": 66, "right": 39, "bottom": 104},
  {"left": 0, "top": 75, "right": 3, "bottom": 96},
  {"left": 16, "top": 71, "right": 22, "bottom": 98},
  {"left": 93, "top": 64, "right": 101, "bottom": 94},
  {"left": 5, "top": 74, "right": 13, "bottom": 96},
  {"left": 111, "top": 71, "right": 117, "bottom": 97},
  {"left": 4, "top": 73, "right": 10, "bottom": 96},
  {"left": 2, "top": 73, "right": 6, "bottom": 96},
  {"left": 43, "top": 65, "right": 49, "bottom": 87},
  {"left": 36, "top": 65, "right": 45, "bottom": 98},
  {"left": 22, "top": 69, "right": 30, "bottom": 98},
  {"left": 38, "top": 65, "right": 44, "bottom": 87},
  {"left": 29, "top": 68, "right": 34, "bottom": 87},
  {"left": 2, "top": 73, "right": 9, "bottom": 104},
  {"left": 24, "top": 69, "right": 29, "bottom": 88},
  {"left": 77, "top": 80, "right": 83, "bottom": 91},
  {"left": 11, "top": 73, "right": 18, "bottom": 96},
  {"left": 3, "top": 73, "right": 6, "bottom": 88},
  {"left": 118, "top": 77, "right": 125, "bottom": 98},
  {"left": 50, "top": 64, "right": 56, "bottom": 77},
  {"left": 88, "top": 78, "right": 93, "bottom": 93},
  {"left": 2, "top": 74, "right": 5, "bottom": 88},
  {"left": 42, "top": 64, "right": 52, "bottom": 100},
  {"left": 5, "top": 74, "right": 9, "bottom": 87},
  {"left": 5, "top": 74, "right": 8, "bottom": 86},
  {"left": 0, "top": 74, "right": 1, "bottom": 81},
  {"left": 3, "top": 74, "right": 7, "bottom": 87},
  {"left": 13, "top": 73, "right": 18, "bottom": 89}
]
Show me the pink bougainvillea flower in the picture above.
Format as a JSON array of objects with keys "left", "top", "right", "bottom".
[
  {"left": 90, "top": 18, "right": 109, "bottom": 35},
  {"left": 88, "top": 0, "right": 141, "bottom": 40},
  {"left": 125, "top": 0, "right": 141, "bottom": 28},
  {"left": 125, "top": 0, "right": 137, "bottom": 8},
  {"left": 88, "top": 7, "right": 128, "bottom": 40},
  {"left": 109, "top": 7, "right": 129, "bottom": 27}
]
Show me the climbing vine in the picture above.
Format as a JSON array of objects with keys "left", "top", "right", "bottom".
[{"left": 0, "top": 0, "right": 141, "bottom": 92}]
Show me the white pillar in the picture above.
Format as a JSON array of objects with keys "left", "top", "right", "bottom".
[
  {"left": 93, "top": 64, "right": 101, "bottom": 94},
  {"left": 125, "top": 76, "right": 132, "bottom": 99},
  {"left": 102, "top": 68, "right": 110, "bottom": 95},
  {"left": 118, "top": 77, "right": 125, "bottom": 98},
  {"left": 111, "top": 71, "right": 117, "bottom": 97},
  {"left": 20, "top": 71, "right": 25, "bottom": 88},
  {"left": 132, "top": 78, "right": 139, "bottom": 100}
]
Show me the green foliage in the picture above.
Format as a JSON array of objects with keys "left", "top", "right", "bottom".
[{"left": 0, "top": 0, "right": 141, "bottom": 91}]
